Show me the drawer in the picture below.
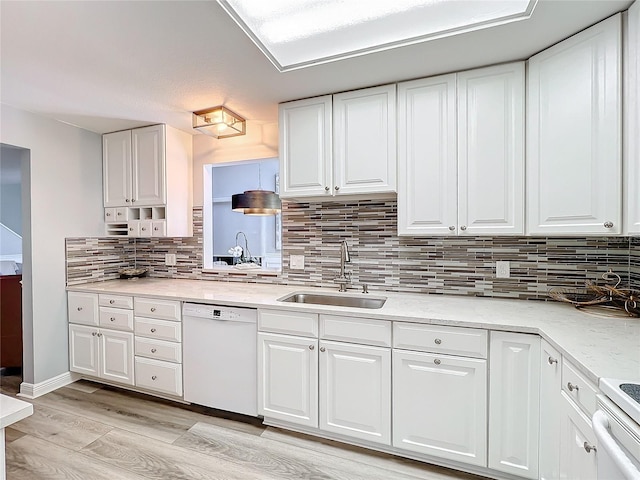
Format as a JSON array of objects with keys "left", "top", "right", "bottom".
[
  {"left": 134, "top": 297, "right": 181, "bottom": 321},
  {"left": 135, "top": 337, "right": 182, "bottom": 363},
  {"left": 562, "top": 360, "right": 598, "bottom": 416},
  {"left": 99, "top": 307, "right": 134, "bottom": 331},
  {"left": 320, "top": 315, "right": 391, "bottom": 347},
  {"left": 135, "top": 317, "right": 181, "bottom": 342},
  {"left": 68, "top": 292, "right": 98, "bottom": 326},
  {"left": 393, "top": 323, "right": 488, "bottom": 359},
  {"left": 135, "top": 356, "right": 183, "bottom": 396},
  {"left": 104, "top": 207, "right": 117, "bottom": 223},
  {"left": 258, "top": 309, "right": 318, "bottom": 337},
  {"left": 99, "top": 294, "right": 133, "bottom": 309}
]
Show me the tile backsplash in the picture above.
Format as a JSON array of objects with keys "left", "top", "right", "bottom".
[{"left": 67, "top": 201, "right": 639, "bottom": 301}]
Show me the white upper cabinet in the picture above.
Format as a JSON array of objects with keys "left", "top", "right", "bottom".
[
  {"left": 279, "top": 85, "right": 396, "bottom": 199},
  {"left": 457, "top": 63, "right": 524, "bottom": 235},
  {"left": 398, "top": 62, "right": 525, "bottom": 236},
  {"left": 333, "top": 84, "right": 397, "bottom": 195},
  {"left": 527, "top": 14, "right": 622, "bottom": 235},
  {"left": 398, "top": 74, "right": 457, "bottom": 235},
  {"left": 132, "top": 125, "right": 165, "bottom": 206},
  {"left": 103, "top": 130, "right": 133, "bottom": 207},
  {"left": 279, "top": 96, "right": 333, "bottom": 198},
  {"left": 625, "top": 2, "right": 640, "bottom": 234}
]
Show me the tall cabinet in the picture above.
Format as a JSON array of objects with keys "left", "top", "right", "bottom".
[
  {"left": 527, "top": 14, "right": 622, "bottom": 235},
  {"left": 398, "top": 62, "right": 525, "bottom": 236},
  {"left": 626, "top": 2, "right": 640, "bottom": 234}
]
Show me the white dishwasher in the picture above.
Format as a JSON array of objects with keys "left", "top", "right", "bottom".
[{"left": 183, "top": 303, "right": 257, "bottom": 416}]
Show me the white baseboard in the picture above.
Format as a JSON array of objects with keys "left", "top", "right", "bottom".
[{"left": 18, "top": 371, "right": 80, "bottom": 399}]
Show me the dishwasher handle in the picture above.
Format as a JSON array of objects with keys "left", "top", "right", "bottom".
[{"left": 592, "top": 410, "right": 640, "bottom": 480}]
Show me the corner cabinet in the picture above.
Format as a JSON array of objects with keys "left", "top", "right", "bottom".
[
  {"left": 398, "top": 62, "right": 525, "bottom": 236},
  {"left": 279, "top": 85, "right": 396, "bottom": 200},
  {"left": 527, "top": 14, "right": 622, "bottom": 235},
  {"left": 102, "top": 124, "right": 193, "bottom": 237}
]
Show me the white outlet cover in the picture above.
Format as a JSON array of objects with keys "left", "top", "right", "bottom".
[
  {"left": 290, "top": 255, "right": 305, "bottom": 270},
  {"left": 165, "top": 253, "right": 177, "bottom": 266},
  {"left": 496, "top": 261, "right": 510, "bottom": 278}
]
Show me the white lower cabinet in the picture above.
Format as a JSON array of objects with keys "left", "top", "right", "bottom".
[
  {"left": 319, "top": 341, "right": 390, "bottom": 445},
  {"left": 134, "top": 356, "right": 182, "bottom": 397},
  {"left": 258, "top": 332, "right": 318, "bottom": 428},
  {"left": 69, "top": 324, "right": 134, "bottom": 386},
  {"left": 559, "top": 391, "right": 598, "bottom": 479},
  {"left": 393, "top": 349, "right": 487, "bottom": 466},
  {"left": 539, "top": 340, "right": 562, "bottom": 480},
  {"left": 488, "top": 331, "right": 540, "bottom": 479}
]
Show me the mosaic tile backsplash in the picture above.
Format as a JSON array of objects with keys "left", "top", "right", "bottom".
[{"left": 67, "top": 201, "right": 639, "bottom": 301}]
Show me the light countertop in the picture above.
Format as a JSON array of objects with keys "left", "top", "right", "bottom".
[
  {"left": 0, "top": 394, "right": 33, "bottom": 429},
  {"left": 68, "top": 278, "right": 640, "bottom": 386}
]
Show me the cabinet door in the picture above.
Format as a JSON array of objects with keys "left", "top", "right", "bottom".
[
  {"left": 258, "top": 332, "right": 318, "bottom": 428},
  {"left": 539, "top": 340, "right": 562, "bottom": 480},
  {"left": 488, "top": 331, "right": 540, "bottom": 479},
  {"left": 559, "top": 392, "right": 598, "bottom": 480},
  {"left": 626, "top": 2, "right": 640, "bottom": 234},
  {"left": 319, "top": 341, "right": 390, "bottom": 445},
  {"left": 103, "top": 130, "right": 132, "bottom": 207},
  {"left": 333, "top": 84, "right": 396, "bottom": 195},
  {"left": 527, "top": 14, "right": 622, "bottom": 235},
  {"left": 457, "top": 63, "right": 525, "bottom": 235},
  {"left": 100, "top": 329, "right": 134, "bottom": 385},
  {"left": 393, "top": 350, "right": 487, "bottom": 466},
  {"left": 279, "top": 96, "right": 332, "bottom": 198},
  {"left": 132, "top": 124, "right": 166, "bottom": 206},
  {"left": 69, "top": 324, "right": 99, "bottom": 377},
  {"left": 398, "top": 75, "right": 457, "bottom": 235}
]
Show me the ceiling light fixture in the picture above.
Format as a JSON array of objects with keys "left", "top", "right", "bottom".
[
  {"left": 231, "top": 163, "right": 281, "bottom": 215},
  {"left": 193, "top": 106, "right": 246, "bottom": 138}
]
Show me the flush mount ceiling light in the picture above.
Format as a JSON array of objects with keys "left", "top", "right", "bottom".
[
  {"left": 217, "top": 0, "right": 537, "bottom": 72},
  {"left": 193, "top": 106, "right": 246, "bottom": 138}
]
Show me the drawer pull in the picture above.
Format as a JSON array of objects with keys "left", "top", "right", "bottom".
[
  {"left": 151, "top": 348, "right": 157, "bottom": 353},
  {"left": 77, "top": 307, "right": 82, "bottom": 311},
  {"left": 567, "top": 382, "right": 579, "bottom": 392},
  {"left": 434, "top": 338, "right": 442, "bottom": 345},
  {"left": 434, "top": 359, "right": 441, "bottom": 365},
  {"left": 92, "top": 332, "right": 97, "bottom": 336},
  {"left": 97, "top": 333, "right": 102, "bottom": 337},
  {"left": 110, "top": 317, "right": 115, "bottom": 322},
  {"left": 548, "top": 356, "right": 558, "bottom": 365},
  {"left": 150, "top": 307, "right": 156, "bottom": 312},
  {"left": 151, "top": 328, "right": 157, "bottom": 333},
  {"left": 309, "top": 345, "right": 314, "bottom": 350},
  {"left": 151, "top": 375, "right": 157, "bottom": 381},
  {"left": 583, "top": 442, "right": 596, "bottom": 454},
  {"left": 109, "top": 299, "right": 115, "bottom": 304}
]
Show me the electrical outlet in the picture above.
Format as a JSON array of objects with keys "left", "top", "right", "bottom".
[
  {"left": 290, "top": 255, "right": 305, "bottom": 270},
  {"left": 496, "top": 261, "right": 510, "bottom": 278},
  {"left": 165, "top": 253, "right": 177, "bottom": 266}
]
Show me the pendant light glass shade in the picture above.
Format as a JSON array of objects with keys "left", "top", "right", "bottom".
[{"left": 232, "top": 190, "right": 281, "bottom": 215}]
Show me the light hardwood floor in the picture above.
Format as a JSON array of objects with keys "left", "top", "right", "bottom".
[{"left": 1, "top": 376, "right": 487, "bottom": 480}]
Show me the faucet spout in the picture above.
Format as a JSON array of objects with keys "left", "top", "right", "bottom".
[{"left": 335, "top": 240, "right": 351, "bottom": 292}]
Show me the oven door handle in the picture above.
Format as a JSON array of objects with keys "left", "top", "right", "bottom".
[{"left": 592, "top": 410, "right": 640, "bottom": 480}]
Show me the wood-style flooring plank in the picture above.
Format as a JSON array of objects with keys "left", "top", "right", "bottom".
[
  {"left": 6, "top": 435, "right": 149, "bottom": 480},
  {"left": 80, "top": 428, "right": 282, "bottom": 480},
  {"left": 10, "top": 403, "right": 113, "bottom": 451},
  {"left": 4, "top": 427, "right": 26, "bottom": 444}
]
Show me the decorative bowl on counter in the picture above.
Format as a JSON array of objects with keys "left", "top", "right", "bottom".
[{"left": 118, "top": 267, "right": 148, "bottom": 279}]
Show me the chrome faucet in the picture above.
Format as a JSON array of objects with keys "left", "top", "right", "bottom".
[{"left": 334, "top": 240, "right": 351, "bottom": 292}]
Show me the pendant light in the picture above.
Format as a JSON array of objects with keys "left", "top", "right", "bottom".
[{"left": 231, "top": 163, "right": 281, "bottom": 216}]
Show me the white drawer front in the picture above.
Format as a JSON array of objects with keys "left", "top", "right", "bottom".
[
  {"left": 393, "top": 323, "right": 488, "bottom": 358},
  {"left": 135, "top": 337, "right": 182, "bottom": 363},
  {"left": 135, "top": 357, "right": 182, "bottom": 396},
  {"left": 134, "top": 297, "right": 181, "bottom": 321},
  {"left": 104, "top": 207, "right": 117, "bottom": 223},
  {"left": 258, "top": 309, "right": 318, "bottom": 337},
  {"left": 562, "top": 360, "right": 597, "bottom": 416},
  {"left": 99, "top": 307, "right": 134, "bottom": 331},
  {"left": 99, "top": 294, "right": 133, "bottom": 309},
  {"left": 68, "top": 292, "right": 98, "bottom": 326},
  {"left": 320, "top": 315, "right": 391, "bottom": 347},
  {"left": 135, "top": 317, "right": 181, "bottom": 342}
]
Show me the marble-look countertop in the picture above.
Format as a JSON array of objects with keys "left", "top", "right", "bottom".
[
  {"left": 68, "top": 278, "right": 640, "bottom": 386},
  {"left": 0, "top": 394, "right": 33, "bottom": 429}
]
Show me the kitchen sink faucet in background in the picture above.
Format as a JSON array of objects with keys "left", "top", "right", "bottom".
[{"left": 334, "top": 240, "right": 351, "bottom": 292}]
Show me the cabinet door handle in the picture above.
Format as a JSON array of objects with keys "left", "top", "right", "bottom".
[
  {"left": 548, "top": 356, "right": 558, "bottom": 365},
  {"left": 132, "top": 199, "right": 136, "bottom": 203},
  {"left": 97, "top": 333, "right": 102, "bottom": 337},
  {"left": 460, "top": 225, "right": 467, "bottom": 231},
  {"left": 448, "top": 226, "right": 455, "bottom": 231},
  {"left": 604, "top": 221, "right": 614, "bottom": 228},
  {"left": 151, "top": 348, "right": 157, "bottom": 353},
  {"left": 77, "top": 307, "right": 83, "bottom": 311},
  {"left": 129, "top": 228, "right": 134, "bottom": 232},
  {"left": 567, "top": 382, "right": 579, "bottom": 392},
  {"left": 309, "top": 345, "right": 314, "bottom": 350},
  {"left": 151, "top": 328, "right": 157, "bottom": 333},
  {"left": 110, "top": 317, "right": 115, "bottom": 322},
  {"left": 325, "top": 186, "right": 330, "bottom": 192},
  {"left": 334, "top": 186, "right": 340, "bottom": 191},
  {"left": 125, "top": 199, "right": 130, "bottom": 203},
  {"left": 154, "top": 227, "right": 158, "bottom": 231},
  {"left": 583, "top": 442, "right": 596, "bottom": 453},
  {"left": 92, "top": 332, "right": 97, "bottom": 336},
  {"left": 320, "top": 347, "right": 326, "bottom": 352},
  {"left": 106, "top": 212, "right": 111, "bottom": 216},
  {"left": 151, "top": 375, "right": 157, "bottom": 380},
  {"left": 434, "top": 338, "right": 442, "bottom": 345},
  {"left": 150, "top": 307, "right": 156, "bottom": 312},
  {"left": 434, "top": 358, "right": 441, "bottom": 365},
  {"left": 142, "top": 227, "right": 146, "bottom": 231}
]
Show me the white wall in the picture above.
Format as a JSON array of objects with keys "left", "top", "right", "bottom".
[
  {"left": 0, "top": 145, "right": 23, "bottom": 235},
  {"left": 0, "top": 104, "right": 104, "bottom": 384}
]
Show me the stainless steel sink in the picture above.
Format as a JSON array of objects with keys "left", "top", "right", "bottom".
[{"left": 278, "top": 292, "right": 387, "bottom": 309}]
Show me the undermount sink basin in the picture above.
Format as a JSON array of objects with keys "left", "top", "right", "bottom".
[{"left": 278, "top": 292, "right": 387, "bottom": 309}]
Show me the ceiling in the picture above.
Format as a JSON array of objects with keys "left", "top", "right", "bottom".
[{"left": 0, "top": 0, "right": 634, "bottom": 136}]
